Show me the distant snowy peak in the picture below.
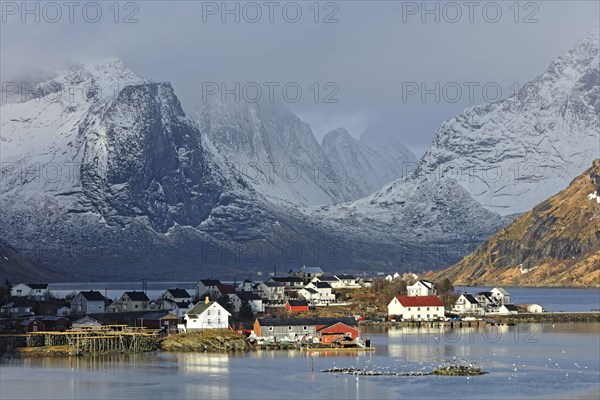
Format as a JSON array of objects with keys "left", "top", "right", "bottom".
[
  {"left": 321, "top": 127, "right": 416, "bottom": 196},
  {"left": 418, "top": 31, "right": 600, "bottom": 215},
  {"left": 193, "top": 101, "right": 358, "bottom": 207}
]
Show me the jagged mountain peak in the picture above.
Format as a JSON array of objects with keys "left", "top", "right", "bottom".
[{"left": 417, "top": 32, "right": 599, "bottom": 215}]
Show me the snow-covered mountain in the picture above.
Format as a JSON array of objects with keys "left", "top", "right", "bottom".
[
  {"left": 321, "top": 127, "right": 417, "bottom": 197},
  {"left": 311, "top": 32, "right": 599, "bottom": 248},
  {"left": 419, "top": 31, "right": 600, "bottom": 215},
  {"left": 0, "top": 58, "right": 287, "bottom": 279},
  {"left": 0, "top": 58, "right": 432, "bottom": 279},
  {"left": 193, "top": 101, "right": 359, "bottom": 207}
]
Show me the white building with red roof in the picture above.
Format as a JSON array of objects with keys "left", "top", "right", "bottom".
[{"left": 387, "top": 295, "right": 445, "bottom": 321}]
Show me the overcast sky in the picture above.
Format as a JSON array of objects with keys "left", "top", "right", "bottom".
[{"left": 1, "top": 0, "right": 598, "bottom": 156}]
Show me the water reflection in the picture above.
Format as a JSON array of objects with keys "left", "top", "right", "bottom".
[{"left": 1, "top": 323, "right": 598, "bottom": 400}]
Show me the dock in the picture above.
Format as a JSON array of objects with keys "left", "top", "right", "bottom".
[{"left": 0, "top": 325, "right": 161, "bottom": 355}]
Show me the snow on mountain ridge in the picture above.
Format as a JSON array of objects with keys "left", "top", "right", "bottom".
[{"left": 417, "top": 30, "right": 600, "bottom": 215}]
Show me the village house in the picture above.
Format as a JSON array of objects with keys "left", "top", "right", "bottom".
[
  {"left": 40, "top": 316, "right": 70, "bottom": 331},
  {"left": 72, "top": 291, "right": 106, "bottom": 314},
  {"left": 490, "top": 288, "right": 511, "bottom": 305},
  {"left": 297, "top": 287, "right": 320, "bottom": 306},
  {"left": 288, "top": 266, "right": 324, "bottom": 281},
  {"left": 387, "top": 296, "right": 445, "bottom": 321},
  {"left": 0, "top": 302, "right": 33, "bottom": 318},
  {"left": 312, "top": 275, "right": 341, "bottom": 287},
  {"left": 238, "top": 279, "right": 254, "bottom": 292},
  {"left": 318, "top": 322, "right": 360, "bottom": 345},
  {"left": 10, "top": 283, "right": 49, "bottom": 301},
  {"left": 268, "top": 276, "right": 305, "bottom": 289},
  {"left": 71, "top": 316, "right": 103, "bottom": 329},
  {"left": 407, "top": 280, "right": 437, "bottom": 297},
  {"left": 357, "top": 278, "right": 374, "bottom": 288},
  {"left": 160, "top": 299, "right": 194, "bottom": 319},
  {"left": 215, "top": 284, "right": 237, "bottom": 299},
  {"left": 475, "top": 292, "right": 498, "bottom": 311},
  {"left": 303, "top": 282, "right": 336, "bottom": 305},
  {"left": 255, "top": 281, "right": 286, "bottom": 305},
  {"left": 184, "top": 298, "right": 230, "bottom": 330},
  {"left": 195, "top": 279, "right": 222, "bottom": 299},
  {"left": 285, "top": 299, "right": 309, "bottom": 313},
  {"left": 527, "top": 304, "right": 544, "bottom": 313},
  {"left": 335, "top": 274, "right": 360, "bottom": 289},
  {"left": 118, "top": 291, "right": 150, "bottom": 312},
  {"left": 453, "top": 294, "right": 482, "bottom": 315},
  {"left": 10, "top": 283, "right": 32, "bottom": 298},
  {"left": 139, "top": 312, "right": 179, "bottom": 332},
  {"left": 161, "top": 288, "right": 192, "bottom": 303},
  {"left": 385, "top": 274, "right": 393, "bottom": 282},
  {"left": 497, "top": 304, "right": 519, "bottom": 315},
  {"left": 253, "top": 317, "right": 358, "bottom": 342},
  {"left": 238, "top": 292, "right": 264, "bottom": 314},
  {"left": 56, "top": 306, "right": 72, "bottom": 316},
  {"left": 21, "top": 318, "right": 45, "bottom": 333}
]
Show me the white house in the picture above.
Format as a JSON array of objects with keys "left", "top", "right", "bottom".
[
  {"left": 497, "top": 304, "right": 519, "bottom": 315},
  {"left": 453, "top": 294, "right": 482, "bottom": 315},
  {"left": 184, "top": 298, "right": 230, "bottom": 330},
  {"left": 72, "top": 291, "right": 105, "bottom": 314},
  {"left": 227, "top": 292, "right": 264, "bottom": 315},
  {"left": 11, "top": 283, "right": 32, "bottom": 298},
  {"left": 334, "top": 274, "right": 360, "bottom": 289},
  {"left": 385, "top": 275, "right": 393, "bottom": 282},
  {"left": 387, "top": 296, "right": 445, "bottom": 321},
  {"left": 303, "top": 282, "right": 336, "bottom": 305},
  {"left": 407, "top": 280, "right": 436, "bottom": 297},
  {"left": 491, "top": 288, "right": 511, "bottom": 305},
  {"left": 255, "top": 281, "right": 285, "bottom": 304},
  {"left": 118, "top": 291, "right": 150, "bottom": 312},
  {"left": 527, "top": 304, "right": 544, "bottom": 313},
  {"left": 238, "top": 279, "right": 254, "bottom": 292},
  {"left": 162, "top": 288, "right": 192, "bottom": 303},
  {"left": 195, "top": 279, "right": 222, "bottom": 299}
]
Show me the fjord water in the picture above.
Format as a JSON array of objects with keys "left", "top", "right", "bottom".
[{"left": 1, "top": 323, "right": 598, "bottom": 400}]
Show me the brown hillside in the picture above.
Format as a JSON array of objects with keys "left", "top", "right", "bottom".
[{"left": 435, "top": 159, "right": 600, "bottom": 287}]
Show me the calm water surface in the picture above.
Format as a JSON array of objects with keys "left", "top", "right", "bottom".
[{"left": 1, "top": 323, "right": 598, "bottom": 400}]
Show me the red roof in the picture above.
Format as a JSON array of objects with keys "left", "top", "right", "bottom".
[
  {"left": 217, "top": 284, "right": 236, "bottom": 295},
  {"left": 395, "top": 296, "right": 444, "bottom": 307}
]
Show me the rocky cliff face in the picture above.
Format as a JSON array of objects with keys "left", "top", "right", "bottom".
[{"left": 436, "top": 159, "right": 600, "bottom": 287}]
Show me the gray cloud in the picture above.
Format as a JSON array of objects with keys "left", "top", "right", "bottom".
[{"left": 1, "top": 0, "right": 598, "bottom": 156}]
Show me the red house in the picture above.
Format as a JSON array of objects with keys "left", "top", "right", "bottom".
[
  {"left": 20, "top": 318, "right": 45, "bottom": 333},
  {"left": 318, "top": 322, "right": 360, "bottom": 345},
  {"left": 285, "top": 300, "right": 309, "bottom": 313}
]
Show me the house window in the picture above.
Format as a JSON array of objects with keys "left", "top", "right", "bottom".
[
  {"left": 218, "top": 310, "right": 221, "bottom": 316},
  {"left": 288, "top": 326, "right": 293, "bottom": 331},
  {"left": 33, "top": 325, "right": 38, "bottom": 332},
  {"left": 417, "top": 307, "right": 420, "bottom": 311},
  {"left": 208, "top": 310, "right": 211, "bottom": 315},
  {"left": 135, "top": 305, "right": 138, "bottom": 309},
  {"left": 303, "top": 326, "right": 308, "bottom": 331},
  {"left": 208, "top": 319, "right": 212, "bottom": 324},
  {"left": 218, "top": 319, "right": 221, "bottom": 324},
  {"left": 427, "top": 307, "right": 430, "bottom": 311},
  {"left": 269, "top": 326, "right": 273, "bottom": 331}
]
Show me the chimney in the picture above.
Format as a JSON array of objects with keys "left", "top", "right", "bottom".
[{"left": 205, "top": 296, "right": 209, "bottom": 304}]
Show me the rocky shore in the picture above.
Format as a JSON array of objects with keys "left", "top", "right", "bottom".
[{"left": 161, "top": 330, "right": 251, "bottom": 352}]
